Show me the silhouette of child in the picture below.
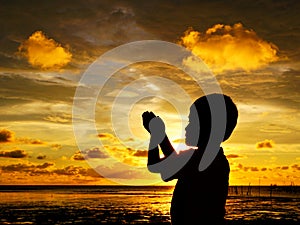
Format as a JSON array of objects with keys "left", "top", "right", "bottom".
[{"left": 142, "top": 93, "right": 238, "bottom": 225}]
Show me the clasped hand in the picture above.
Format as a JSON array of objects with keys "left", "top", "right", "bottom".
[{"left": 142, "top": 111, "right": 166, "bottom": 147}]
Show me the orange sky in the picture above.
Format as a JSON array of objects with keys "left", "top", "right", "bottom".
[{"left": 0, "top": 0, "right": 299, "bottom": 185}]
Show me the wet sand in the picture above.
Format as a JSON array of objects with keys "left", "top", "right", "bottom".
[
  {"left": 1, "top": 199, "right": 298, "bottom": 225},
  {"left": 0, "top": 185, "right": 299, "bottom": 225}
]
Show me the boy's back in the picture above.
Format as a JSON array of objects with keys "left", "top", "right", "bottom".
[{"left": 171, "top": 147, "right": 230, "bottom": 224}]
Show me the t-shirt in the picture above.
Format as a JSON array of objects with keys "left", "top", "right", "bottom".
[{"left": 170, "top": 147, "right": 230, "bottom": 225}]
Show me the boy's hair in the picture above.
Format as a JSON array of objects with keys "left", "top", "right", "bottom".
[{"left": 193, "top": 93, "right": 238, "bottom": 144}]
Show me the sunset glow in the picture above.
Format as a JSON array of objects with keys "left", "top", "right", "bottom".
[{"left": 0, "top": 1, "right": 299, "bottom": 186}]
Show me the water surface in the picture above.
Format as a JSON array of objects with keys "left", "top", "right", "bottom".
[{"left": 0, "top": 185, "right": 299, "bottom": 224}]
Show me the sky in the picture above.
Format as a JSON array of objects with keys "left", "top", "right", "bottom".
[{"left": 0, "top": 0, "right": 299, "bottom": 185}]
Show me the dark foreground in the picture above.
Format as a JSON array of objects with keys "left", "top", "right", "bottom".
[
  {"left": 0, "top": 185, "right": 299, "bottom": 225},
  {"left": 0, "top": 207, "right": 299, "bottom": 225},
  {"left": 1, "top": 199, "right": 298, "bottom": 225}
]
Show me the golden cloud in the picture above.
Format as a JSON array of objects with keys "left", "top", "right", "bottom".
[
  {"left": 226, "top": 154, "right": 242, "bottom": 159},
  {"left": 51, "top": 144, "right": 62, "bottom": 150},
  {"left": 97, "top": 133, "right": 115, "bottom": 140},
  {"left": 0, "top": 149, "right": 27, "bottom": 158},
  {"left": 256, "top": 139, "right": 275, "bottom": 149},
  {"left": 281, "top": 166, "right": 289, "bottom": 170},
  {"left": 71, "top": 151, "right": 85, "bottom": 161},
  {"left": 37, "top": 155, "right": 46, "bottom": 160},
  {"left": 16, "top": 137, "right": 45, "bottom": 145},
  {"left": 1, "top": 163, "right": 45, "bottom": 172},
  {"left": 0, "top": 129, "right": 46, "bottom": 146},
  {"left": 133, "top": 150, "right": 148, "bottom": 157},
  {"left": 180, "top": 23, "right": 278, "bottom": 73},
  {"left": 0, "top": 162, "right": 103, "bottom": 179},
  {"left": 292, "top": 164, "right": 300, "bottom": 171},
  {"left": 0, "top": 129, "right": 14, "bottom": 143},
  {"left": 18, "top": 31, "right": 72, "bottom": 69},
  {"left": 53, "top": 165, "right": 103, "bottom": 178}
]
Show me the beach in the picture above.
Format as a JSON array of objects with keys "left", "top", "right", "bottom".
[{"left": 0, "top": 185, "right": 299, "bottom": 225}]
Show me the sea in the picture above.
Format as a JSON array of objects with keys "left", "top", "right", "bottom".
[{"left": 0, "top": 185, "right": 299, "bottom": 225}]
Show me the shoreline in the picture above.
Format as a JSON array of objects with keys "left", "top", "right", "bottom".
[{"left": 0, "top": 220, "right": 298, "bottom": 225}]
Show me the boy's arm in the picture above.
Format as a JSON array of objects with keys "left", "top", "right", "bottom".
[
  {"left": 147, "top": 146, "right": 160, "bottom": 166},
  {"left": 147, "top": 128, "right": 161, "bottom": 166},
  {"left": 159, "top": 135, "right": 175, "bottom": 157},
  {"left": 143, "top": 111, "right": 190, "bottom": 179},
  {"left": 146, "top": 117, "right": 166, "bottom": 172},
  {"left": 142, "top": 111, "right": 162, "bottom": 169}
]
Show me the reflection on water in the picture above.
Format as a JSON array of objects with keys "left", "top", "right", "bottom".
[{"left": 0, "top": 186, "right": 299, "bottom": 225}]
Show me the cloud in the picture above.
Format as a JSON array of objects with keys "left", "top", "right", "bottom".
[
  {"left": 72, "top": 152, "right": 85, "bottom": 161},
  {"left": 18, "top": 31, "right": 72, "bottom": 69},
  {"left": 232, "top": 163, "right": 294, "bottom": 173},
  {"left": 180, "top": 23, "right": 278, "bottom": 73},
  {"left": 133, "top": 150, "right": 148, "bottom": 157},
  {"left": 233, "top": 164, "right": 263, "bottom": 173},
  {"left": 98, "top": 133, "right": 115, "bottom": 139},
  {"left": 1, "top": 162, "right": 53, "bottom": 172},
  {"left": 250, "top": 167, "right": 259, "bottom": 172},
  {"left": 256, "top": 139, "right": 275, "bottom": 149},
  {"left": 291, "top": 164, "right": 300, "bottom": 171},
  {"left": 226, "top": 154, "right": 242, "bottom": 159},
  {"left": 1, "top": 163, "right": 34, "bottom": 172},
  {"left": 53, "top": 166, "right": 102, "bottom": 178},
  {"left": 0, "top": 129, "right": 14, "bottom": 143},
  {"left": 237, "top": 164, "right": 243, "bottom": 169},
  {"left": 36, "top": 162, "right": 54, "bottom": 169},
  {"left": 44, "top": 113, "right": 72, "bottom": 123},
  {"left": 16, "top": 137, "right": 44, "bottom": 145},
  {"left": 72, "top": 148, "right": 111, "bottom": 161},
  {"left": 281, "top": 166, "right": 289, "bottom": 170},
  {"left": 0, "top": 162, "right": 102, "bottom": 178},
  {"left": 50, "top": 144, "right": 62, "bottom": 150},
  {"left": 0, "top": 129, "right": 45, "bottom": 145},
  {"left": 0, "top": 150, "right": 27, "bottom": 158},
  {"left": 37, "top": 155, "right": 46, "bottom": 160},
  {"left": 242, "top": 166, "right": 260, "bottom": 172},
  {"left": 83, "top": 148, "right": 109, "bottom": 159}
]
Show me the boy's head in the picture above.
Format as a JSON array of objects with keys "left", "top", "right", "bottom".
[{"left": 185, "top": 93, "right": 238, "bottom": 148}]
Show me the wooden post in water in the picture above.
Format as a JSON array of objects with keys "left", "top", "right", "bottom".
[
  {"left": 269, "top": 184, "right": 273, "bottom": 206},
  {"left": 258, "top": 177, "right": 261, "bottom": 197},
  {"left": 247, "top": 183, "right": 251, "bottom": 196},
  {"left": 235, "top": 186, "right": 238, "bottom": 195}
]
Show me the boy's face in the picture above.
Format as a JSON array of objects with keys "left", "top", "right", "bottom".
[{"left": 185, "top": 105, "right": 200, "bottom": 147}]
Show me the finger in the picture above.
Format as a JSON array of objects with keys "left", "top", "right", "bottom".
[
  {"left": 149, "top": 111, "right": 156, "bottom": 118},
  {"left": 142, "top": 111, "right": 149, "bottom": 117}
]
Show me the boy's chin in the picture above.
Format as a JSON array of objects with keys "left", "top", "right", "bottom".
[{"left": 185, "top": 139, "right": 197, "bottom": 147}]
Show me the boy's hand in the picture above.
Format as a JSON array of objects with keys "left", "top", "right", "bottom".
[
  {"left": 142, "top": 111, "right": 156, "bottom": 133},
  {"left": 142, "top": 111, "right": 166, "bottom": 145},
  {"left": 148, "top": 116, "right": 166, "bottom": 149},
  {"left": 149, "top": 116, "right": 165, "bottom": 138}
]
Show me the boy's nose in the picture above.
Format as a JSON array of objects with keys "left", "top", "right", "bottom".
[{"left": 185, "top": 124, "right": 188, "bottom": 131}]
